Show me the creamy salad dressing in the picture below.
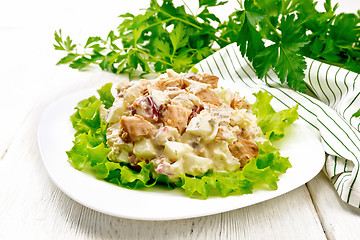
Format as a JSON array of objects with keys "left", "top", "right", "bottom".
[{"left": 103, "top": 70, "right": 265, "bottom": 181}]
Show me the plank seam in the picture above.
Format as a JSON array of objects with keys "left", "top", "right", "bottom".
[
  {"left": 0, "top": 147, "right": 9, "bottom": 161},
  {"left": 305, "top": 182, "right": 330, "bottom": 240},
  {"left": 0, "top": 109, "right": 32, "bottom": 161}
]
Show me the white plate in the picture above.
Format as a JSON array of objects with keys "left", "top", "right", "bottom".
[{"left": 38, "top": 87, "right": 325, "bottom": 221}]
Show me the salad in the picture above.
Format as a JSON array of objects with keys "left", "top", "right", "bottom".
[{"left": 67, "top": 70, "right": 299, "bottom": 198}]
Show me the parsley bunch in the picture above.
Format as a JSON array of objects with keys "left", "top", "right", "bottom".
[
  {"left": 219, "top": 0, "right": 360, "bottom": 92},
  {"left": 54, "top": 0, "right": 360, "bottom": 92},
  {"left": 54, "top": 0, "right": 227, "bottom": 78}
]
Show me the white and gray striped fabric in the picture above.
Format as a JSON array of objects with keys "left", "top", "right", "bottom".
[{"left": 195, "top": 43, "right": 360, "bottom": 208}]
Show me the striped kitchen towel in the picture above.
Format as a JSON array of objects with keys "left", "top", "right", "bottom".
[{"left": 195, "top": 43, "right": 360, "bottom": 208}]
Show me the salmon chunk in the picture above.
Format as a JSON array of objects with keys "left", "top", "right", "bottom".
[
  {"left": 199, "top": 73, "right": 219, "bottom": 88},
  {"left": 229, "top": 139, "right": 259, "bottom": 167},
  {"left": 194, "top": 88, "right": 222, "bottom": 106},
  {"left": 153, "top": 78, "right": 187, "bottom": 91},
  {"left": 120, "top": 115, "right": 156, "bottom": 142},
  {"left": 230, "top": 93, "right": 250, "bottom": 110},
  {"left": 161, "top": 104, "right": 191, "bottom": 133},
  {"left": 183, "top": 73, "right": 218, "bottom": 88}
]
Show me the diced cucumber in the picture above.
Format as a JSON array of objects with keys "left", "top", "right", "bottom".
[
  {"left": 214, "top": 88, "right": 232, "bottom": 104},
  {"left": 106, "top": 98, "right": 127, "bottom": 123},
  {"left": 164, "top": 141, "right": 193, "bottom": 161},
  {"left": 133, "top": 138, "right": 157, "bottom": 159},
  {"left": 182, "top": 154, "right": 212, "bottom": 176},
  {"left": 108, "top": 149, "right": 131, "bottom": 163},
  {"left": 186, "top": 112, "right": 219, "bottom": 142},
  {"left": 117, "top": 151, "right": 130, "bottom": 162},
  {"left": 210, "top": 142, "right": 240, "bottom": 172},
  {"left": 186, "top": 113, "right": 213, "bottom": 136}
]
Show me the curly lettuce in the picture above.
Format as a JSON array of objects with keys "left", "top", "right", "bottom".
[
  {"left": 252, "top": 91, "right": 299, "bottom": 141},
  {"left": 66, "top": 85, "right": 298, "bottom": 199}
]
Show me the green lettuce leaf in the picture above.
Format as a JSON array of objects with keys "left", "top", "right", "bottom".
[
  {"left": 70, "top": 96, "right": 102, "bottom": 134},
  {"left": 181, "top": 175, "right": 211, "bottom": 198},
  {"left": 66, "top": 131, "right": 110, "bottom": 170},
  {"left": 93, "top": 161, "right": 121, "bottom": 179},
  {"left": 179, "top": 171, "right": 255, "bottom": 199},
  {"left": 119, "top": 162, "right": 154, "bottom": 189},
  {"left": 97, "top": 82, "right": 115, "bottom": 109},
  {"left": 252, "top": 91, "right": 299, "bottom": 141},
  {"left": 242, "top": 158, "right": 278, "bottom": 190},
  {"left": 256, "top": 141, "right": 292, "bottom": 173}
]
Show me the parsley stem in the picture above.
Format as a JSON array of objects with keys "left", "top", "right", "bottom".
[
  {"left": 158, "top": 9, "right": 202, "bottom": 30},
  {"left": 134, "top": 48, "right": 173, "bottom": 66},
  {"left": 236, "top": 0, "right": 243, "bottom": 8},
  {"left": 140, "top": 21, "right": 166, "bottom": 33},
  {"left": 182, "top": 0, "right": 195, "bottom": 16},
  {"left": 216, "top": 36, "right": 232, "bottom": 45},
  {"left": 263, "top": 17, "right": 282, "bottom": 40}
]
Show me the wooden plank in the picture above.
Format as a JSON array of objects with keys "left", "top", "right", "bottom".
[
  {"left": 0, "top": 27, "right": 35, "bottom": 158},
  {"left": 307, "top": 171, "right": 360, "bottom": 240}
]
